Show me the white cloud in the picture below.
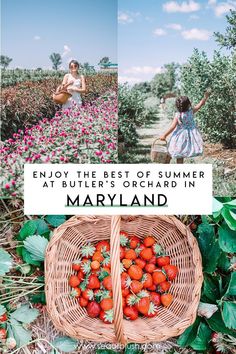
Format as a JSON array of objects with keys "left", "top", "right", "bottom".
[
  {"left": 118, "top": 76, "right": 142, "bottom": 85},
  {"left": 118, "top": 11, "right": 140, "bottom": 24},
  {"left": 34, "top": 35, "right": 41, "bottom": 40},
  {"left": 124, "top": 66, "right": 163, "bottom": 75},
  {"left": 208, "top": 0, "right": 217, "bottom": 4},
  {"left": 166, "top": 23, "right": 182, "bottom": 30},
  {"left": 153, "top": 28, "right": 167, "bottom": 36},
  {"left": 214, "top": 2, "right": 236, "bottom": 16},
  {"left": 163, "top": 0, "right": 201, "bottom": 13},
  {"left": 181, "top": 28, "right": 212, "bottom": 40},
  {"left": 62, "top": 45, "right": 71, "bottom": 58}
]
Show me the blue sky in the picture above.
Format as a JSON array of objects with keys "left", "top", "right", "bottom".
[
  {"left": 118, "top": 0, "right": 236, "bottom": 83},
  {"left": 1, "top": 0, "right": 117, "bottom": 70}
]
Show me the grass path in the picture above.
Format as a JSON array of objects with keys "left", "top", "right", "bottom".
[{"left": 122, "top": 104, "right": 236, "bottom": 195}]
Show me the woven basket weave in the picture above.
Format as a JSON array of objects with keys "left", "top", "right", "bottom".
[{"left": 45, "top": 215, "right": 203, "bottom": 344}]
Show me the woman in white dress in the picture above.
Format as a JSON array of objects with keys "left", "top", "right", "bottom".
[{"left": 61, "top": 60, "right": 86, "bottom": 110}]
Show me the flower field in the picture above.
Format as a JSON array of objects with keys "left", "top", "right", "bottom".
[{"left": 0, "top": 90, "right": 117, "bottom": 198}]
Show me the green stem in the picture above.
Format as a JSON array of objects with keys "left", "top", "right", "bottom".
[{"left": 0, "top": 285, "right": 43, "bottom": 303}]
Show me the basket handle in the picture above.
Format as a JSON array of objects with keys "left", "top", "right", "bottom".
[
  {"left": 110, "top": 216, "right": 127, "bottom": 344},
  {"left": 151, "top": 137, "right": 167, "bottom": 148}
]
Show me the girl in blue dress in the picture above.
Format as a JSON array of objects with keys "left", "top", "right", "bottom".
[{"left": 160, "top": 93, "right": 210, "bottom": 163}]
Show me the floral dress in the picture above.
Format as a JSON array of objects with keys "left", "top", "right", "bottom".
[
  {"left": 167, "top": 109, "right": 203, "bottom": 158},
  {"left": 62, "top": 73, "right": 82, "bottom": 110}
]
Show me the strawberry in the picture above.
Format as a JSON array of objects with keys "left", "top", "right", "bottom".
[
  {"left": 96, "top": 240, "right": 110, "bottom": 252},
  {"left": 122, "top": 288, "right": 130, "bottom": 297},
  {"left": 140, "top": 248, "right": 153, "bottom": 261},
  {"left": 123, "top": 306, "right": 138, "bottom": 320},
  {"left": 152, "top": 270, "right": 166, "bottom": 285},
  {"left": 69, "top": 275, "right": 81, "bottom": 288},
  {"left": 145, "top": 302, "right": 158, "bottom": 318},
  {"left": 79, "top": 297, "right": 88, "bottom": 307},
  {"left": 122, "top": 258, "right": 132, "bottom": 269},
  {"left": 102, "top": 275, "right": 112, "bottom": 290},
  {"left": 163, "top": 265, "right": 178, "bottom": 280},
  {"left": 87, "top": 301, "right": 101, "bottom": 318},
  {"left": 70, "top": 287, "right": 81, "bottom": 298},
  {"left": 130, "top": 280, "right": 143, "bottom": 294},
  {"left": 81, "top": 243, "right": 96, "bottom": 258},
  {"left": 72, "top": 260, "right": 81, "bottom": 271},
  {"left": 102, "top": 266, "right": 111, "bottom": 274},
  {"left": 126, "top": 293, "right": 138, "bottom": 306},
  {"left": 122, "top": 297, "right": 126, "bottom": 308},
  {"left": 156, "top": 256, "right": 170, "bottom": 267},
  {"left": 100, "top": 309, "right": 114, "bottom": 324},
  {"left": 148, "top": 255, "right": 157, "bottom": 265},
  {"left": 161, "top": 293, "right": 173, "bottom": 307},
  {"left": 135, "top": 294, "right": 150, "bottom": 315},
  {"left": 142, "top": 273, "right": 153, "bottom": 288},
  {"left": 77, "top": 270, "right": 84, "bottom": 282},
  {"left": 143, "top": 236, "right": 155, "bottom": 247},
  {"left": 150, "top": 292, "right": 161, "bottom": 306},
  {"left": 125, "top": 249, "right": 137, "bottom": 260},
  {"left": 92, "top": 251, "right": 104, "bottom": 263},
  {"left": 158, "top": 281, "right": 171, "bottom": 293},
  {"left": 128, "top": 265, "right": 143, "bottom": 280},
  {"left": 88, "top": 274, "right": 100, "bottom": 289},
  {"left": 100, "top": 298, "right": 113, "bottom": 311},
  {"left": 0, "top": 313, "right": 7, "bottom": 322},
  {"left": 120, "top": 246, "right": 125, "bottom": 259},
  {"left": 91, "top": 260, "right": 100, "bottom": 270},
  {"left": 145, "top": 263, "right": 156, "bottom": 273},
  {"left": 82, "top": 289, "right": 94, "bottom": 301},
  {"left": 121, "top": 272, "right": 130, "bottom": 289},
  {"left": 152, "top": 243, "right": 162, "bottom": 256},
  {"left": 0, "top": 328, "right": 7, "bottom": 339},
  {"left": 147, "top": 284, "right": 156, "bottom": 291},
  {"left": 135, "top": 258, "right": 146, "bottom": 269},
  {"left": 129, "top": 236, "right": 141, "bottom": 249},
  {"left": 81, "top": 260, "right": 92, "bottom": 274},
  {"left": 120, "top": 231, "right": 129, "bottom": 246}
]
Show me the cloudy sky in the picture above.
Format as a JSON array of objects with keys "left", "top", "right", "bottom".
[
  {"left": 118, "top": 0, "right": 235, "bottom": 84},
  {"left": 2, "top": 0, "right": 117, "bottom": 69}
]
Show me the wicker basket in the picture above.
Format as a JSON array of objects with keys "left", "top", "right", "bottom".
[
  {"left": 52, "top": 90, "right": 72, "bottom": 104},
  {"left": 45, "top": 215, "right": 203, "bottom": 344},
  {"left": 150, "top": 138, "right": 170, "bottom": 163}
]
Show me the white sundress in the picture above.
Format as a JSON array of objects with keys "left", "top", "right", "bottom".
[
  {"left": 168, "top": 109, "right": 203, "bottom": 159},
  {"left": 62, "top": 73, "right": 83, "bottom": 110}
]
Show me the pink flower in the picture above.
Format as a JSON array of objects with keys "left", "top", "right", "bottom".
[
  {"left": 95, "top": 150, "right": 103, "bottom": 156},
  {"left": 11, "top": 180, "right": 16, "bottom": 186},
  {"left": 5, "top": 183, "right": 10, "bottom": 189}
]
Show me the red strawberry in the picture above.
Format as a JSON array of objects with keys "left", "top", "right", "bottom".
[
  {"left": 88, "top": 274, "right": 100, "bottom": 289},
  {"left": 145, "top": 263, "right": 156, "bottom": 273},
  {"left": 161, "top": 293, "right": 173, "bottom": 307},
  {"left": 82, "top": 289, "right": 94, "bottom": 301},
  {"left": 128, "top": 265, "right": 143, "bottom": 280},
  {"left": 69, "top": 275, "right": 81, "bottom": 288},
  {"left": 123, "top": 306, "right": 138, "bottom": 320},
  {"left": 100, "top": 310, "right": 114, "bottom": 324},
  {"left": 103, "top": 275, "right": 112, "bottom": 290},
  {"left": 142, "top": 273, "right": 153, "bottom": 288},
  {"left": 152, "top": 270, "right": 166, "bottom": 285},
  {"left": 125, "top": 249, "right": 137, "bottom": 260},
  {"left": 0, "top": 313, "right": 7, "bottom": 322},
  {"left": 100, "top": 298, "right": 113, "bottom": 311},
  {"left": 158, "top": 281, "right": 171, "bottom": 293},
  {"left": 150, "top": 292, "right": 161, "bottom": 306},
  {"left": 87, "top": 301, "right": 101, "bottom": 318},
  {"left": 72, "top": 261, "right": 81, "bottom": 271},
  {"left": 143, "top": 236, "right": 155, "bottom": 247},
  {"left": 79, "top": 297, "right": 88, "bottom": 307},
  {"left": 135, "top": 258, "right": 146, "bottom": 269},
  {"left": 163, "top": 265, "right": 178, "bottom": 280},
  {"left": 148, "top": 255, "right": 157, "bottom": 265},
  {"left": 121, "top": 272, "right": 130, "bottom": 289},
  {"left": 156, "top": 256, "right": 170, "bottom": 267},
  {"left": 96, "top": 240, "right": 110, "bottom": 252},
  {"left": 135, "top": 296, "right": 150, "bottom": 315},
  {"left": 0, "top": 328, "right": 7, "bottom": 339},
  {"left": 130, "top": 280, "right": 143, "bottom": 294},
  {"left": 122, "top": 288, "right": 130, "bottom": 297},
  {"left": 120, "top": 246, "right": 125, "bottom": 259},
  {"left": 140, "top": 248, "right": 153, "bottom": 261},
  {"left": 129, "top": 236, "right": 141, "bottom": 249},
  {"left": 145, "top": 302, "right": 158, "bottom": 317}
]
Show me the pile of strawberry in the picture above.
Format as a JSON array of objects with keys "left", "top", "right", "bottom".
[{"left": 68, "top": 232, "right": 178, "bottom": 323}]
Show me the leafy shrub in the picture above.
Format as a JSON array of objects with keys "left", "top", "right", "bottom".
[{"left": 180, "top": 49, "right": 236, "bottom": 147}]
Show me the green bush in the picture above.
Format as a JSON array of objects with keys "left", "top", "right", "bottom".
[{"left": 180, "top": 49, "right": 236, "bottom": 147}]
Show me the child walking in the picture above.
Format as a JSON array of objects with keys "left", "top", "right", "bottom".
[{"left": 160, "top": 92, "right": 210, "bottom": 163}]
